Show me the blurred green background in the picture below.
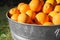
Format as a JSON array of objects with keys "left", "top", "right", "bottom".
[
  {"left": 0, "top": 0, "right": 30, "bottom": 40},
  {"left": 0, "top": 0, "right": 20, "bottom": 40},
  {"left": 0, "top": 5, "right": 12, "bottom": 40}
]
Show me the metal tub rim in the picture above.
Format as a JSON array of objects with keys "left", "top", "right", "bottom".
[{"left": 6, "top": 12, "right": 60, "bottom": 27}]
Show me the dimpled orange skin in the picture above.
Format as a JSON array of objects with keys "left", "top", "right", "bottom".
[
  {"left": 26, "top": 10, "right": 36, "bottom": 20},
  {"left": 29, "top": 0, "right": 44, "bottom": 12},
  {"left": 53, "top": 13, "right": 60, "bottom": 25},
  {"left": 17, "top": 3, "right": 25, "bottom": 10},
  {"left": 43, "top": 2, "right": 53, "bottom": 14},
  {"left": 20, "top": 4, "right": 30, "bottom": 13},
  {"left": 36, "top": 12, "right": 49, "bottom": 24},
  {"left": 18, "top": 13, "right": 28, "bottom": 23},
  {"left": 9, "top": 7, "right": 20, "bottom": 15},
  {"left": 11, "top": 14, "right": 19, "bottom": 21},
  {"left": 54, "top": 5, "right": 60, "bottom": 12},
  {"left": 43, "top": 22, "right": 53, "bottom": 26}
]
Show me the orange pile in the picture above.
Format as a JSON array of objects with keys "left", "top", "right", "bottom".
[{"left": 9, "top": 0, "right": 60, "bottom": 26}]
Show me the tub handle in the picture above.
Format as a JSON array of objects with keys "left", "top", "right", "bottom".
[{"left": 54, "top": 28, "right": 60, "bottom": 37}]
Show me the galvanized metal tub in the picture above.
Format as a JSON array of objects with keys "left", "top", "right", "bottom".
[{"left": 6, "top": 12, "right": 60, "bottom": 40}]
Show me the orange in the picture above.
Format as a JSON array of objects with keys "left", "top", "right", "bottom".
[
  {"left": 29, "top": 0, "right": 44, "bottom": 12},
  {"left": 53, "top": 13, "right": 60, "bottom": 25},
  {"left": 26, "top": 10, "right": 36, "bottom": 20},
  {"left": 9, "top": 7, "right": 20, "bottom": 15},
  {"left": 18, "top": 13, "right": 28, "bottom": 23},
  {"left": 49, "top": 11, "right": 58, "bottom": 22},
  {"left": 32, "top": 0, "right": 44, "bottom": 1},
  {"left": 54, "top": 5, "right": 60, "bottom": 12},
  {"left": 43, "top": 2, "right": 53, "bottom": 14},
  {"left": 56, "top": 0, "right": 60, "bottom": 4},
  {"left": 46, "top": 0, "right": 56, "bottom": 6},
  {"left": 36, "top": 12, "right": 49, "bottom": 24},
  {"left": 34, "top": 19, "right": 41, "bottom": 24},
  {"left": 17, "top": 3, "right": 25, "bottom": 10},
  {"left": 49, "top": 11, "right": 58, "bottom": 18},
  {"left": 26, "top": 18, "right": 33, "bottom": 24},
  {"left": 43, "top": 22, "right": 53, "bottom": 26},
  {"left": 46, "top": 0, "right": 54, "bottom": 4},
  {"left": 11, "top": 14, "right": 19, "bottom": 21},
  {"left": 20, "top": 4, "right": 30, "bottom": 13}
]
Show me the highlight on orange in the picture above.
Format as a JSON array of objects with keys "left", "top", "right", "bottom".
[
  {"left": 48, "top": 11, "right": 58, "bottom": 22},
  {"left": 53, "top": 13, "right": 60, "bottom": 25},
  {"left": 19, "top": 4, "right": 30, "bottom": 13},
  {"left": 18, "top": 13, "right": 28, "bottom": 23},
  {"left": 29, "top": 0, "right": 44, "bottom": 12},
  {"left": 36, "top": 12, "right": 49, "bottom": 24},
  {"left": 54, "top": 5, "right": 60, "bottom": 12},
  {"left": 11, "top": 14, "right": 19, "bottom": 21},
  {"left": 17, "top": 3, "right": 25, "bottom": 10},
  {"left": 9, "top": 7, "right": 20, "bottom": 15},
  {"left": 49, "top": 11, "right": 58, "bottom": 18},
  {"left": 56, "top": 0, "right": 60, "bottom": 4},
  {"left": 43, "top": 22, "right": 53, "bottom": 26},
  {"left": 26, "top": 10, "right": 36, "bottom": 20},
  {"left": 43, "top": 2, "right": 53, "bottom": 14}
]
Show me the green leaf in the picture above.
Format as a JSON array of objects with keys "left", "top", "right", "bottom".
[{"left": 1, "top": 34, "right": 6, "bottom": 38}]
